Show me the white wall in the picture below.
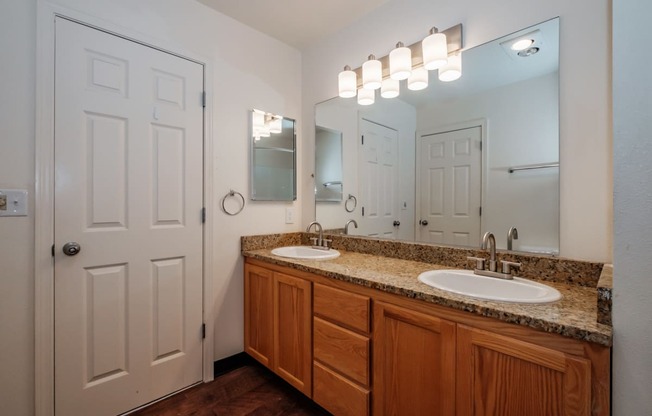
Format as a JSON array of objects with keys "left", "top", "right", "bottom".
[
  {"left": 302, "top": 0, "right": 612, "bottom": 262},
  {"left": 1, "top": 0, "right": 302, "bottom": 412},
  {"left": 0, "top": 1, "right": 37, "bottom": 415},
  {"left": 417, "top": 73, "right": 559, "bottom": 252},
  {"left": 613, "top": 0, "right": 652, "bottom": 413}
]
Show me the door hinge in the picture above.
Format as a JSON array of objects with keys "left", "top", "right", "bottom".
[
  {"left": 202, "top": 323, "right": 206, "bottom": 339},
  {"left": 361, "top": 135, "right": 364, "bottom": 145},
  {"left": 362, "top": 207, "right": 365, "bottom": 216},
  {"left": 202, "top": 91, "right": 206, "bottom": 108},
  {"left": 479, "top": 206, "right": 482, "bottom": 216},
  {"left": 201, "top": 207, "right": 206, "bottom": 223},
  {"left": 51, "top": 244, "right": 55, "bottom": 257}
]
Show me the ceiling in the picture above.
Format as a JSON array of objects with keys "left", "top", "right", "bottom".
[{"left": 196, "top": 0, "right": 390, "bottom": 49}]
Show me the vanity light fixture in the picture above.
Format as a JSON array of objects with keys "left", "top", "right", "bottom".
[
  {"left": 407, "top": 67, "right": 429, "bottom": 91},
  {"left": 362, "top": 55, "right": 382, "bottom": 90},
  {"left": 268, "top": 116, "right": 283, "bottom": 134},
  {"left": 337, "top": 23, "right": 463, "bottom": 105},
  {"left": 389, "top": 42, "right": 412, "bottom": 80},
  {"left": 338, "top": 65, "right": 357, "bottom": 98},
  {"left": 357, "top": 87, "right": 375, "bottom": 105},
  {"left": 381, "top": 78, "right": 400, "bottom": 98},
  {"left": 438, "top": 52, "right": 462, "bottom": 82},
  {"left": 422, "top": 27, "right": 448, "bottom": 70}
]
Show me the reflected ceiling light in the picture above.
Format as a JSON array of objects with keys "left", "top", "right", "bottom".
[
  {"left": 381, "top": 78, "right": 400, "bottom": 98},
  {"left": 268, "top": 116, "right": 283, "bottom": 134},
  {"left": 389, "top": 42, "right": 412, "bottom": 80},
  {"left": 407, "top": 67, "right": 428, "bottom": 91},
  {"left": 511, "top": 38, "right": 534, "bottom": 51},
  {"left": 362, "top": 55, "right": 382, "bottom": 90},
  {"left": 422, "top": 27, "right": 448, "bottom": 70},
  {"left": 438, "top": 52, "right": 462, "bottom": 82},
  {"left": 357, "top": 88, "right": 375, "bottom": 105},
  {"left": 338, "top": 65, "right": 357, "bottom": 98}
]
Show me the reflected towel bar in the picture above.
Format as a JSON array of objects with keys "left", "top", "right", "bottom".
[
  {"left": 508, "top": 163, "right": 559, "bottom": 173},
  {"left": 323, "top": 181, "right": 343, "bottom": 187}
]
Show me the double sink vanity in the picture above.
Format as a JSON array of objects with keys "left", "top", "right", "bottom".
[{"left": 242, "top": 231, "right": 612, "bottom": 416}]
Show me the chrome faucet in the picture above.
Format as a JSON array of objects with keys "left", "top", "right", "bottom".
[
  {"left": 306, "top": 221, "right": 330, "bottom": 249},
  {"left": 344, "top": 219, "right": 358, "bottom": 235},
  {"left": 507, "top": 227, "right": 519, "bottom": 251},
  {"left": 481, "top": 232, "right": 498, "bottom": 272},
  {"left": 467, "top": 231, "right": 521, "bottom": 280}
]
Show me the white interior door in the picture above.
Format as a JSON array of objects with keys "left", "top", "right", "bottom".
[
  {"left": 417, "top": 126, "right": 482, "bottom": 246},
  {"left": 358, "top": 119, "right": 399, "bottom": 239},
  {"left": 54, "top": 18, "right": 204, "bottom": 416}
]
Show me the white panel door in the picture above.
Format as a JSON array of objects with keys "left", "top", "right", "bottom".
[
  {"left": 54, "top": 18, "right": 204, "bottom": 416},
  {"left": 358, "top": 119, "right": 399, "bottom": 239},
  {"left": 417, "top": 127, "right": 482, "bottom": 246}
]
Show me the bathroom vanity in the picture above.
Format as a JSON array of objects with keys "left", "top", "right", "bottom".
[{"left": 242, "top": 233, "right": 611, "bottom": 416}]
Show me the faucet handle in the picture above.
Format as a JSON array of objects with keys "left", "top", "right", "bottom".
[
  {"left": 501, "top": 260, "right": 521, "bottom": 275},
  {"left": 467, "top": 256, "right": 486, "bottom": 270},
  {"left": 310, "top": 237, "right": 319, "bottom": 247},
  {"left": 322, "top": 238, "right": 332, "bottom": 249}
]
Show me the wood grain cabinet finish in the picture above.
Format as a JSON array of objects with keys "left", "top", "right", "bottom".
[
  {"left": 273, "top": 272, "right": 312, "bottom": 396},
  {"left": 313, "top": 361, "right": 370, "bottom": 416},
  {"left": 244, "top": 264, "right": 274, "bottom": 367},
  {"left": 314, "top": 283, "right": 370, "bottom": 334},
  {"left": 373, "top": 301, "right": 456, "bottom": 416},
  {"left": 457, "top": 324, "right": 592, "bottom": 416}
]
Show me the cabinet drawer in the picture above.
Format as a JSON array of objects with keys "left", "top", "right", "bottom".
[
  {"left": 314, "top": 283, "right": 370, "bottom": 333},
  {"left": 314, "top": 317, "right": 370, "bottom": 386},
  {"left": 313, "top": 361, "right": 369, "bottom": 416}
]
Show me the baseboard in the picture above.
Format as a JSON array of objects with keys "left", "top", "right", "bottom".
[{"left": 213, "top": 352, "right": 256, "bottom": 378}]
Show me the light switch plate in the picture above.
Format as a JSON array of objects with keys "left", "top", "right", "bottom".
[{"left": 0, "top": 189, "right": 28, "bottom": 217}]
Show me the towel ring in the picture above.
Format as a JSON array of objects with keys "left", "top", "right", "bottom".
[
  {"left": 345, "top": 194, "right": 357, "bottom": 213},
  {"left": 221, "top": 189, "right": 245, "bottom": 216}
]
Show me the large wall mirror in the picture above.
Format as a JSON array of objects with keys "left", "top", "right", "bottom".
[
  {"left": 251, "top": 109, "right": 296, "bottom": 201},
  {"left": 315, "top": 18, "right": 559, "bottom": 254}
]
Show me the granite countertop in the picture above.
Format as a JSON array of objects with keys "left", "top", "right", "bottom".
[{"left": 243, "top": 248, "right": 613, "bottom": 347}]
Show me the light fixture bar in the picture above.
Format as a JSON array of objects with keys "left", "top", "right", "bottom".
[{"left": 351, "top": 24, "right": 463, "bottom": 88}]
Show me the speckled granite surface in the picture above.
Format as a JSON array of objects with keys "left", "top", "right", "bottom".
[
  {"left": 597, "top": 264, "right": 613, "bottom": 326},
  {"left": 243, "top": 248, "right": 613, "bottom": 346}
]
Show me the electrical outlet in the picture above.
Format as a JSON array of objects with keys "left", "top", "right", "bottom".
[
  {"left": 0, "top": 194, "right": 6, "bottom": 211},
  {"left": 285, "top": 207, "right": 295, "bottom": 224}
]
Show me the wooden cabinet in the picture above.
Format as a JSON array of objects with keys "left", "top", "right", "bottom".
[
  {"left": 244, "top": 264, "right": 312, "bottom": 396},
  {"left": 244, "top": 258, "right": 609, "bottom": 415},
  {"left": 373, "top": 301, "right": 456, "bottom": 416},
  {"left": 457, "top": 325, "right": 592, "bottom": 416}
]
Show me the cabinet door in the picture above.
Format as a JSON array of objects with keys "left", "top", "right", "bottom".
[
  {"left": 457, "top": 325, "right": 592, "bottom": 416},
  {"left": 274, "top": 272, "right": 312, "bottom": 395},
  {"left": 244, "top": 264, "right": 274, "bottom": 368},
  {"left": 373, "top": 301, "right": 456, "bottom": 416}
]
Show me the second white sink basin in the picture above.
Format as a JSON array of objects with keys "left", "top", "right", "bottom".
[
  {"left": 418, "top": 269, "right": 562, "bottom": 304},
  {"left": 271, "top": 246, "right": 340, "bottom": 260}
]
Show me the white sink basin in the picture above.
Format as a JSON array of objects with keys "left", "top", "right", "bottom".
[
  {"left": 271, "top": 246, "right": 340, "bottom": 260},
  {"left": 418, "top": 269, "right": 561, "bottom": 304}
]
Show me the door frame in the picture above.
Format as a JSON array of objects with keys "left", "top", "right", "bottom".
[
  {"left": 35, "top": 4, "right": 216, "bottom": 415},
  {"left": 415, "top": 118, "right": 488, "bottom": 241}
]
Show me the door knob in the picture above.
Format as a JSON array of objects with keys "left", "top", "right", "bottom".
[
  {"left": 62, "top": 242, "right": 81, "bottom": 256},
  {"left": 419, "top": 219, "right": 429, "bottom": 226},
  {"left": 393, "top": 220, "right": 401, "bottom": 227}
]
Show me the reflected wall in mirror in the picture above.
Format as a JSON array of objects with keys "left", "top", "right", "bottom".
[
  {"left": 315, "top": 126, "right": 343, "bottom": 202},
  {"left": 315, "top": 18, "right": 559, "bottom": 254},
  {"left": 251, "top": 109, "right": 296, "bottom": 201}
]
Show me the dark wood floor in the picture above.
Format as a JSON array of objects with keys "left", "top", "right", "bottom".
[{"left": 131, "top": 363, "right": 330, "bottom": 416}]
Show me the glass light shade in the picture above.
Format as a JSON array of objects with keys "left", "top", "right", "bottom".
[
  {"left": 422, "top": 31, "right": 448, "bottom": 70},
  {"left": 357, "top": 88, "right": 375, "bottom": 105},
  {"left": 438, "top": 53, "right": 462, "bottom": 82},
  {"left": 252, "top": 110, "right": 265, "bottom": 130},
  {"left": 362, "top": 57, "right": 382, "bottom": 90},
  {"left": 256, "top": 126, "right": 270, "bottom": 137},
  {"left": 389, "top": 44, "right": 412, "bottom": 80},
  {"left": 338, "top": 67, "right": 357, "bottom": 98},
  {"left": 407, "top": 67, "right": 428, "bottom": 91},
  {"left": 269, "top": 117, "right": 283, "bottom": 134},
  {"left": 511, "top": 38, "right": 534, "bottom": 51},
  {"left": 381, "top": 78, "right": 400, "bottom": 98}
]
